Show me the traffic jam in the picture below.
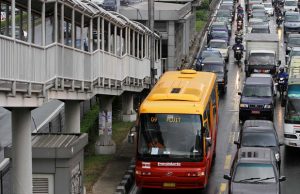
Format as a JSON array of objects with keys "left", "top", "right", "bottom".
[{"left": 132, "top": 0, "right": 300, "bottom": 193}]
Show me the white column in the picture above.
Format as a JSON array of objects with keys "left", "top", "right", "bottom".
[
  {"left": 42, "top": 1, "right": 46, "bottom": 46},
  {"left": 128, "top": 28, "right": 131, "bottom": 55},
  {"left": 108, "top": 22, "right": 111, "bottom": 53},
  {"left": 133, "top": 31, "right": 135, "bottom": 57},
  {"left": 101, "top": 18, "right": 104, "bottom": 50},
  {"left": 72, "top": 8, "right": 75, "bottom": 48},
  {"left": 89, "top": 18, "right": 93, "bottom": 52},
  {"left": 61, "top": 4, "right": 64, "bottom": 44},
  {"left": 125, "top": 28, "right": 128, "bottom": 54},
  {"left": 12, "top": 0, "right": 15, "bottom": 39},
  {"left": 81, "top": 14, "right": 84, "bottom": 50},
  {"left": 137, "top": 33, "right": 139, "bottom": 58},
  {"left": 122, "top": 93, "right": 136, "bottom": 122},
  {"left": 65, "top": 101, "right": 81, "bottom": 133},
  {"left": 54, "top": 1, "right": 58, "bottom": 42},
  {"left": 27, "top": 0, "right": 32, "bottom": 43},
  {"left": 11, "top": 108, "right": 32, "bottom": 194},
  {"left": 97, "top": 17, "right": 100, "bottom": 50},
  {"left": 114, "top": 25, "right": 117, "bottom": 55},
  {"left": 120, "top": 28, "right": 123, "bottom": 56},
  {"left": 141, "top": 35, "right": 144, "bottom": 58}
]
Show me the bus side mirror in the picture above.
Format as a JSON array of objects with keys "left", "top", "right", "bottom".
[
  {"left": 224, "top": 174, "right": 232, "bottom": 180},
  {"left": 127, "top": 127, "right": 137, "bottom": 144},
  {"left": 206, "top": 137, "right": 212, "bottom": 147},
  {"left": 234, "top": 140, "right": 240, "bottom": 146},
  {"left": 279, "top": 176, "right": 286, "bottom": 182}
]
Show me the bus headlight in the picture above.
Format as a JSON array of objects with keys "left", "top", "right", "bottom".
[
  {"left": 264, "top": 104, "right": 272, "bottom": 109},
  {"left": 240, "top": 104, "right": 248, "bottom": 108}
]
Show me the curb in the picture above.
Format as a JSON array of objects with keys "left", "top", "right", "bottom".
[{"left": 115, "top": 158, "right": 135, "bottom": 194}]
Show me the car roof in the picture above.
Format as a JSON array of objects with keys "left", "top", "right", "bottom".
[
  {"left": 202, "top": 49, "right": 221, "bottom": 54},
  {"left": 243, "top": 120, "right": 274, "bottom": 129},
  {"left": 243, "top": 126, "right": 276, "bottom": 133},
  {"left": 245, "top": 77, "right": 273, "bottom": 85},
  {"left": 291, "top": 47, "right": 300, "bottom": 51},
  {"left": 237, "top": 147, "right": 276, "bottom": 163},
  {"left": 285, "top": 11, "right": 300, "bottom": 15},
  {"left": 250, "top": 73, "right": 273, "bottom": 78},
  {"left": 202, "top": 56, "right": 224, "bottom": 64},
  {"left": 210, "top": 39, "right": 227, "bottom": 43},
  {"left": 288, "top": 34, "right": 300, "bottom": 38},
  {"left": 212, "top": 21, "right": 226, "bottom": 25},
  {"left": 251, "top": 24, "right": 269, "bottom": 29}
]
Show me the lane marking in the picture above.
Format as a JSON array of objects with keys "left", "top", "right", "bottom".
[
  {"left": 219, "top": 183, "right": 227, "bottom": 194},
  {"left": 224, "top": 155, "right": 231, "bottom": 170}
]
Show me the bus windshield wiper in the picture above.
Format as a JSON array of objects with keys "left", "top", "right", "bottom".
[
  {"left": 235, "top": 177, "right": 261, "bottom": 183},
  {"left": 253, "top": 177, "right": 275, "bottom": 183}
]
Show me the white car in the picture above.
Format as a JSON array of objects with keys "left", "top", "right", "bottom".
[
  {"left": 263, "top": 3, "right": 274, "bottom": 16},
  {"left": 284, "top": 0, "right": 298, "bottom": 12},
  {"left": 208, "top": 39, "right": 229, "bottom": 62}
]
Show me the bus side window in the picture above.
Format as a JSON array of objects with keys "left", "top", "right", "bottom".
[{"left": 212, "top": 87, "right": 217, "bottom": 115}]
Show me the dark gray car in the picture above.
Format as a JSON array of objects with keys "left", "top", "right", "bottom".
[
  {"left": 285, "top": 34, "right": 300, "bottom": 55},
  {"left": 224, "top": 147, "right": 286, "bottom": 194},
  {"left": 239, "top": 77, "right": 276, "bottom": 122},
  {"left": 234, "top": 120, "right": 283, "bottom": 167},
  {"left": 201, "top": 57, "right": 228, "bottom": 94}
]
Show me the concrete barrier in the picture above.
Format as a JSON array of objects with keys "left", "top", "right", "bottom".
[{"left": 115, "top": 158, "right": 136, "bottom": 194}]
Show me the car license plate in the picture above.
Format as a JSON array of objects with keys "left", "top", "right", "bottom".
[
  {"left": 251, "top": 110, "right": 260, "bottom": 114},
  {"left": 163, "top": 183, "right": 176, "bottom": 188}
]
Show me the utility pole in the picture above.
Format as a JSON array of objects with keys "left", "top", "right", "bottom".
[{"left": 148, "top": 0, "right": 155, "bottom": 87}]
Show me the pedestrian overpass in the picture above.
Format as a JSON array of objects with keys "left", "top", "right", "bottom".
[{"left": 0, "top": 0, "right": 162, "bottom": 193}]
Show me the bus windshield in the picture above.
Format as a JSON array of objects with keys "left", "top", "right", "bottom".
[
  {"left": 138, "top": 114, "right": 203, "bottom": 161},
  {"left": 285, "top": 98, "right": 300, "bottom": 124}
]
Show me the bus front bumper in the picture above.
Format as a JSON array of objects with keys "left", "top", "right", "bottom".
[{"left": 135, "top": 176, "right": 207, "bottom": 189}]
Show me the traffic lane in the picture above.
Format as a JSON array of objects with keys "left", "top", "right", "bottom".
[{"left": 135, "top": 16, "right": 244, "bottom": 194}]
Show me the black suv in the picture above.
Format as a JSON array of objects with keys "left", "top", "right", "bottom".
[
  {"left": 224, "top": 147, "right": 286, "bottom": 194},
  {"left": 200, "top": 57, "right": 228, "bottom": 93},
  {"left": 234, "top": 120, "right": 283, "bottom": 167},
  {"left": 239, "top": 76, "right": 276, "bottom": 122}
]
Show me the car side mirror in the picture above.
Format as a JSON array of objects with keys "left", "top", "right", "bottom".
[
  {"left": 206, "top": 137, "right": 212, "bottom": 147},
  {"left": 238, "top": 92, "right": 242, "bottom": 95},
  {"left": 234, "top": 140, "right": 240, "bottom": 146},
  {"left": 279, "top": 176, "right": 286, "bottom": 182},
  {"left": 224, "top": 174, "right": 232, "bottom": 180},
  {"left": 226, "top": 70, "right": 229, "bottom": 73},
  {"left": 244, "top": 60, "right": 248, "bottom": 65},
  {"left": 279, "top": 142, "right": 284, "bottom": 146}
]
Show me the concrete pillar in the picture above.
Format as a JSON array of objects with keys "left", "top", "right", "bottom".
[
  {"left": 122, "top": 93, "right": 136, "bottom": 122},
  {"left": 168, "top": 21, "right": 176, "bottom": 70},
  {"left": 11, "top": 108, "right": 32, "bottom": 194},
  {"left": 95, "top": 95, "right": 116, "bottom": 155},
  {"left": 64, "top": 100, "right": 81, "bottom": 133}
]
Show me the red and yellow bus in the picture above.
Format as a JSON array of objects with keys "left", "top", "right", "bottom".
[{"left": 135, "top": 69, "right": 219, "bottom": 190}]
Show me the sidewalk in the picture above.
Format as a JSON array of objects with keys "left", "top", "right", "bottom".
[{"left": 91, "top": 137, "right": 136, "bottom": 194}]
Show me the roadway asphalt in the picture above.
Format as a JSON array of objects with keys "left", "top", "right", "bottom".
[{"left": 131, "top": 1, "right": 300, "bottom": 194}]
